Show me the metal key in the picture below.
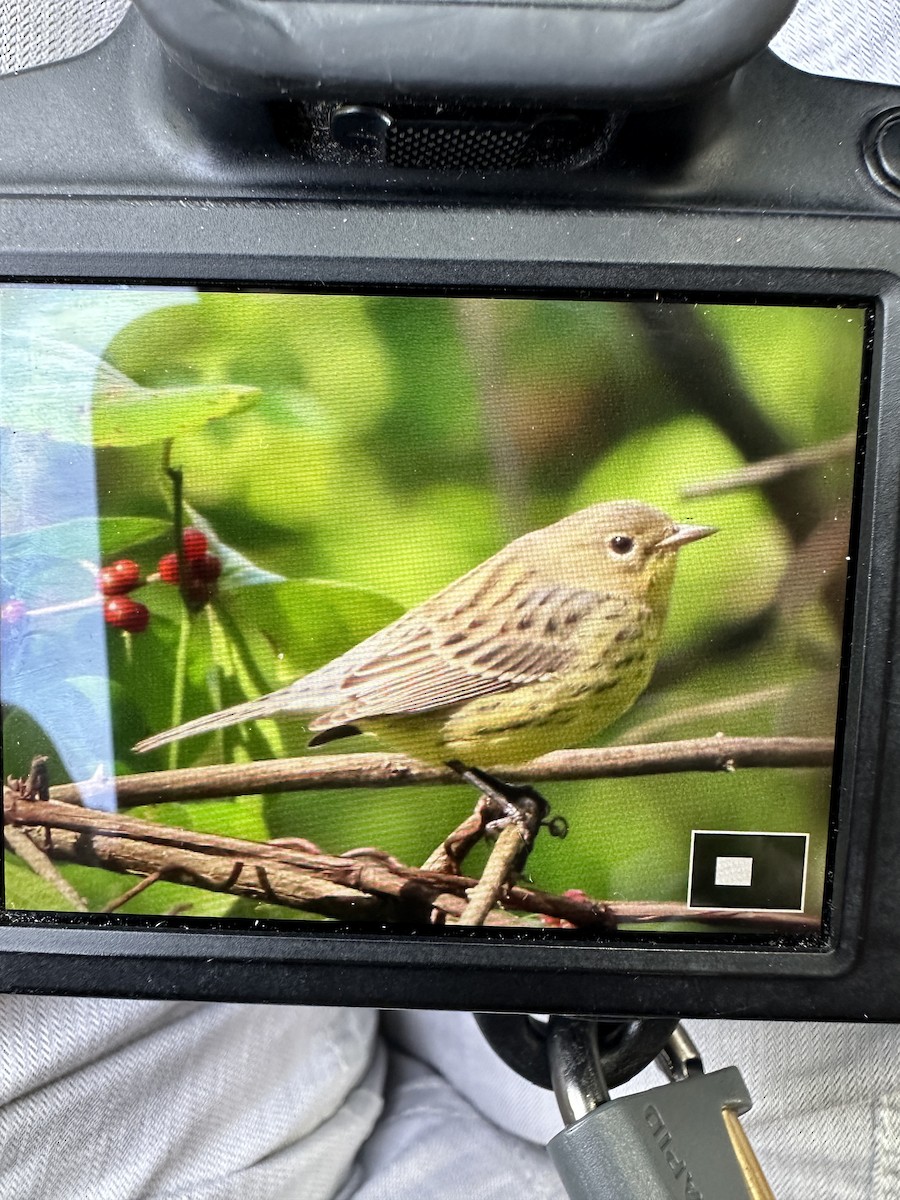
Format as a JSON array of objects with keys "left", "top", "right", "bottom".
[{"left": 547, "top": 1020, "right": 775, "bottom": 1200}]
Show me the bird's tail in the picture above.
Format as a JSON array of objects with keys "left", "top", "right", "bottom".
[{"left": 133, "top": 690, "right": 299, "bottom": 754}]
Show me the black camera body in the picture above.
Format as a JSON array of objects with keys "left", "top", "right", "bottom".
[{"left": 1, "top": 0, "right": 900, "bottom": 1022}]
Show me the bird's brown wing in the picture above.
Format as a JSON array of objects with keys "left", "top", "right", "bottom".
[{"left": 309, "top": 572, "right": 611, "bottom": 728}]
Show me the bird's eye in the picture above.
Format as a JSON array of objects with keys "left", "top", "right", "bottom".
[{"left": 608, "top": 534, "right": 635, "bottom": 556}]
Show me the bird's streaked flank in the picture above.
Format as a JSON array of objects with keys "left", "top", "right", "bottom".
[{"left": 135, "top": 501, "right": 715, "bottom": 765}]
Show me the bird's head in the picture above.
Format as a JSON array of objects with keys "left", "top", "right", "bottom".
[{"left": 519, "top": 500, "right": 716, "bottom": 604}]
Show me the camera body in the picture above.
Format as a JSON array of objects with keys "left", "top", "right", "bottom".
[{"left": 2, "top": 0, "right": 900, "bottom": 1021}]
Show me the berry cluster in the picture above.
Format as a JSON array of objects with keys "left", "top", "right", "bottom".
[
  {"left": 157, "top": 528, "right": 223, "bottom": 609},
  {"left": 99, "top": 528, "right": 222, "bottom": 633}
]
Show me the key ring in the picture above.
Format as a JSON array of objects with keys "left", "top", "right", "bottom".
[{"left": 474, "top": 1012, "right": 679, "bottom": 1092}]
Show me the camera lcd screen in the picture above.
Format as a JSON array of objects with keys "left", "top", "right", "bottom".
[{"left": 0, "top": 284, "right": 868, "bottom": 943}]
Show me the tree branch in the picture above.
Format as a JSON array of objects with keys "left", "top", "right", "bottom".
[
  {"left": 3, "top": 826, "right": 89, "bottom": 911},
  {"left": 50, "top": 735, "right": 833, "bottom": 809},
  {"left": 3, "top": 790, "right": 818, "bottom": 933},
  {"left": 633, "top": 304, "right": 824, "bottom": 542},
  {"left": 682, "top": 432, "right": 856, "bottom": 498},
  {"left": 450, "top": 823, "right": 529, "bottom": 926},
  {"left": 6, "top": 736, "right": 829, "bottom": 930}
]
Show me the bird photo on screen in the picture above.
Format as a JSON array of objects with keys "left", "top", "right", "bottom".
[{"left": 135, "top": 501, "right": 715, "bottom": 792}]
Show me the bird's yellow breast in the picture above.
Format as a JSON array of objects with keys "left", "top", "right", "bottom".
[{"left": 364, "top": 594, "right": 662, "bottom": 766}]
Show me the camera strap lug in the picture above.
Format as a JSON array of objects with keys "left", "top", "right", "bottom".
[{"left": 547, "top": 1019, "right": 776, "bottom": 1200}]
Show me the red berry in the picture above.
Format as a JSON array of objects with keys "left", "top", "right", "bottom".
[
  {"left": 184, "top": 578, "right": 213, "bottom": 608},
  {"left": 181, "top": 528, "right": 208, "bottom": 561},
  {"left": 156, "top": 542, "right": 220, "bottom": 609},
  {"left": 158, "top": 552, "right": 181, "bottom": 584},
  {"left": 192, "top": 553, "right": 222, "bottom": 582},
  {"left": 99, "top": 559, "right": 141, "bottom": 597},
  {"left": 104, "top": 596, "right": 150, "bottom": 633}
]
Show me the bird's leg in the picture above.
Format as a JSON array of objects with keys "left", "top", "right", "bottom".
[{"left": 445, "top": 760, "right": 549, "bottom": 833}]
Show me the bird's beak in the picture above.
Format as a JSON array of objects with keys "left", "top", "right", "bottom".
[{"left": 657, "top": 523, "right": 718, "bottom": 551}]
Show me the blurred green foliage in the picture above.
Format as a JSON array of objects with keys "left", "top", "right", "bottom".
[{"left": 2, "top": 289, "right": 865, "bottom": 925}]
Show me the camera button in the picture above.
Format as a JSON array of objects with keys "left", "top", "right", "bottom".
[{"left": 866, "top": 110, "right": 900, "bottom": 194}]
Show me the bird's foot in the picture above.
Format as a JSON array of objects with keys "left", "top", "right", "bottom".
[{"left": 446, "top": 760, "right": 549, "bottom": 834}]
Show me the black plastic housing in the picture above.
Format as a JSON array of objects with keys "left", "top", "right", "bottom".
[
  {"left": 1, "top": 5, "right": 900, "bottom": 1020},
  {"left": 131, "top": 0, "right": 796, "bottom": 105}
]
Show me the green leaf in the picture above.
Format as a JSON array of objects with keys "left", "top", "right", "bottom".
[
  {"left": 91, "top": 371, "right": 262, "bottom": 447},
  {"left": 1, "top": 337, "right": 261, "bottom": 445},
  {"left": 105, "top": 292, "right": 392, "bottom": 435},
  {"left": 1, "top": 516, "right": 170, "bottom": 563}
]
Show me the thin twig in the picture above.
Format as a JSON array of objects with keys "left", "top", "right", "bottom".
[
  {"left": 3, "top": 761, "right": 88, "bottom": 910},
  {"left": 448, "top": 782, "right": 547, "bottom": 926},
  {"left": 49, "top": 736, "right": 834, "bottom": 808},
  {"left": 421, "top": 800, "right": 491, "bottom": 873},
  {"left": 618, "top": 687, "right": 793, "bottom": 744},
  {"left": 450, "top": 822, "right": 528, "bottom": 926},
  {"left": 3, "top": 826, "right": 89, "bottom": 911},
  {"left": 101, "top": 870, "right": 163, "bottom": 913},
  {"left": 682, "top": 432, "right": 856, "bottom": 498}
]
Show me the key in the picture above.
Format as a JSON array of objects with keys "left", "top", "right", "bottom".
[{"left": 547, "top": 1019, "right": 775, "bottom": 1200}]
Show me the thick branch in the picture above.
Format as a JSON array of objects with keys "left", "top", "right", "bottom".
[
  {"left": 3, "top": 792, "right": 817, "bottom": 933},
  {"left": 51, "top": 735, "right": 833, "bottom": 808}
]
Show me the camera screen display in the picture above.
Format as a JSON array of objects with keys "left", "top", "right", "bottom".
[{"left": 0, "top": 284, "right": 868, "bottom": 942}]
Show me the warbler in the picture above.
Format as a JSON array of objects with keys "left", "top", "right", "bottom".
[{"left": 134, "top": 501, "right": 715, "bottom": 764}]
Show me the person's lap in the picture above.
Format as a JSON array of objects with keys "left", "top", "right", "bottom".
[{"left": 3, "top": 997, "right": 900, "bottom": 1200}]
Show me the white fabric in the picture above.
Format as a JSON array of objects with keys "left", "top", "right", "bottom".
[
  {"left": 3, "top": 998, "right": 900, "bottom": 1199},
  {"left": 336, "top": 1051, "right": 565, "bottom": 1200},
  {"left": 0, "top": 998, "right": 569, "bottom": 1200},
  {"left": 1, "top": 0, "right": 899, "bottom": 88},
  {"left": 0, "top": 0, "right": 130, "bottom": 76},
  {"left": 772, "top": 0, "right": 900, "bottom": 87},
  {"left": 0, "top": 999, "right": 386, "bottom": 1200}
]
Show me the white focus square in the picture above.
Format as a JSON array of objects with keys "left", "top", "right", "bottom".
[{"left": 714, "top": 855, "right": 754, "bottom": 887}]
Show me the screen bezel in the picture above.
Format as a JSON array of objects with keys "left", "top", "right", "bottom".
[{"left": 0, "top": 204, "right": 897, "bottom": 1019}]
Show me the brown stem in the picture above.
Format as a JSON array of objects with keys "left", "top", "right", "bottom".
[
  {"left": 49, "top": 736, "right": 833, "bottom": 809},
  {"left": 682, "top": 432, "right": 856, "bottom": 498},
  {"left": 3, "top": 791, "right": 817, "bottom": 932},
  {"left": 162, "top": 439, "right": 189, "bottom": 610},
  {"left": 101, "top": 870, "right": 163, "bottom": 913},
  {"left": 450, "top": 822, "right": 529, "bottom": 926},
  {"left": 421, "top": 799, "right": 492, "bottom": 874}
]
